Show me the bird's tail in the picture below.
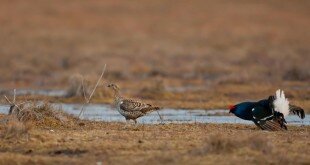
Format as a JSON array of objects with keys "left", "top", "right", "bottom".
[
  {"left": 142, "top": 105, "right": 161, "bottom": 113},
  {"left": 289, "top": 104, "right": 305, "bottom": 119},
  {"left": 153, "top": 106, "right": 161, "bottom": 111},
  {"left": 273, "top": 89, "right": 290, "bottom": 117}
]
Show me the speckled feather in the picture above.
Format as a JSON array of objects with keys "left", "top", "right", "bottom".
[{"left": 108, "top": 83, "right": 160, "bottom": 121}]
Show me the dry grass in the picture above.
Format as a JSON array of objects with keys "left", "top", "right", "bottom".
[
  {"left": 65, "top": 74, "right": 92, "bottom": 98},
  {"left": 0, "top": 0, "right": 309, "bottom": 112},
  {"left": 191, "top": 133, "right": 273, "bottom": 155},
  {"left": 26, "top": 103, "right": 78, "bottom": 128},
  {"left": 0, "top": 0, "right": 309, "bottom": 87},
  {"left": 137, "top": 79, "right": 173, "bottom": 99},
  {"left": 0, "top": 119, "right": 308, "bottom": 165},
  {"left": 0, "top": 1, "right": 308, "bottom": 164},
  {"left": 1, "top": 116, "right": 31, "bottom": 139},
  {"left": 0, "top": 103, "right": 81, "bottom": 148},
  {"left": 0, "top": 102, "right": 79, "bottom": 139}
]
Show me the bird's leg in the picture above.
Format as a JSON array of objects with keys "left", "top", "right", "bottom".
[
  {"left": 123, "top": 119, "right": 130, "bottom": 129},
  {"left": 133, "top": 119, "right": 140, "bottom": 130}
]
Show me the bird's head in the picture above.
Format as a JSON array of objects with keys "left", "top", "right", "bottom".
[
  {"left": 107, "top": 83, "right": 120, "bottom": 91},
  {"left": 228, "top": 104, "right": 237, "bottom": 114}
]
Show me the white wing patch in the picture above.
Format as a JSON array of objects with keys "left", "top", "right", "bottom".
[{"left": 273, "top": 89, "right": 289, "bottom": 116}]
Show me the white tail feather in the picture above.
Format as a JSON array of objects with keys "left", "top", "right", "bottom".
[{"left": 273, "top": 89, "right": 289, "bottom": 116}]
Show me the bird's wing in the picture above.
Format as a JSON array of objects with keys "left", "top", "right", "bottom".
[
  {"left": 252, "top": 106, "right": 287, "bottom": 131},
  {"left": 258, "top": 120, "right": 287, "bottom": 131},
  {"left": 289, "top": 104, "right": 305, "bottom": 119},
  {"left": 120, "top": 99, "right": 159, "bottom": 113}
]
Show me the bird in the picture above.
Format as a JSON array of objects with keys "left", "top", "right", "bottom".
[
  {"left": 228, "top": 89, "right": 305, "bottom": 131},
  {"left": 107, "top": 83, "right": 161, "bottom": 125}
]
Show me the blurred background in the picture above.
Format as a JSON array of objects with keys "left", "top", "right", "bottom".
[{"left": 0, "top": 0, "right": 309, "bottom": 109}]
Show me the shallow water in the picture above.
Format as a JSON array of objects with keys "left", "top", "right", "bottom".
[{"left": 0, "top": 104, "right": 308, "bottom": 125}]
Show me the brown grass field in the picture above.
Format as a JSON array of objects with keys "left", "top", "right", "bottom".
[
  {"left": 0, "top": 0, "right": 309, "bottom": 164},
  {"left": 1, "top": 123, "right": 310, "bottom": 164},
  {"left": 0, "top": 0, "right": 309, "bottom": 111},
  {"left": 0, "top": 113, "right": 309, "bottom": 165}
]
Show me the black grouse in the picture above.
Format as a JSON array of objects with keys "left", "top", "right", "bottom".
[{"left": 229, "top": 89, "right": 305, "bottom": 131}]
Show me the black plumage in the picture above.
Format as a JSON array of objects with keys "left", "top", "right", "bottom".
[{"left": 229, "top": 90, "right": 305, "bottom": 131}]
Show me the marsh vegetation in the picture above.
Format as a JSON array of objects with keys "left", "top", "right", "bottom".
[{"left": 0, "top": 0, "right": 309, "bottom": 164}]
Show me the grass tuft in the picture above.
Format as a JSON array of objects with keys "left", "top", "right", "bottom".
[
  {"left": 1, "top": 116, "right": 31, "bottom": 139},
  {"left": 191, "top": 133, "right": 272, "bottom": 155},
  {"left": 66, "top": 74, "right": 91, "bottom": 98}
]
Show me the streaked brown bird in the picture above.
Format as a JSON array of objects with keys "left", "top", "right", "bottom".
[{"left": 107, "top": 83, "right": 161, "bottom": 124}]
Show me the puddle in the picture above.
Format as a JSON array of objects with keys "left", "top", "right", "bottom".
[{"left": 0, "top": 104, "right": 308, "bottom": 125}]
